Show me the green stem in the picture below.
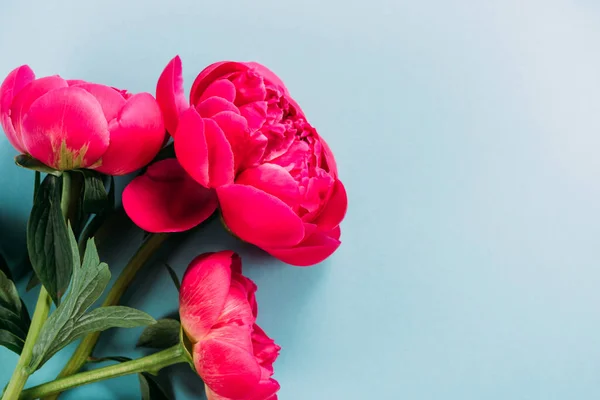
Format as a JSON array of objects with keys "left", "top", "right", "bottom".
[
  {"left": 2, "top": 287, "right": 52, "bottom": 400},
  {"left": 3, "top": 172, "right": 77, "bottom": 400},
  {"left": 20, "top": 345, "right": 186, "bottom": 400},
  {"left": 45, "top": 233, "right": 170, "bottom": 399}
]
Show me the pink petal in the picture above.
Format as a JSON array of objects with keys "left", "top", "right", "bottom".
[
  {"left": 66, "top": 79, "right": 88, "bottom": 86},
  {"left": 236, "top": 164, "right": 299, "bottom": 207},
  {"left": 0, "top": 65, "right": 35, "bottom": 152},
  {"left": 122, "top": 158, "right": 217, "bottom": 233},
  {"left": 196, "top": 96, "right": 240, "bottom": 118},
  {"left": 22, "top": 86, "right": 108, "bottom": 170},
  {"left": 217, "top": 184, "right": 305, "bottom": 248},
  {"left": 244, "top": 62, "right": 290, "bottom": 97},
  {"left": 312, "top": 179, "right": 347, "bottom": 231},
  {"left": 190, "top": 61, "right": 247, "bottom": 106},
  {"left": 70, "top": 83, "right": 126, "bottom": 121},
  {"left": 232, "top": 272, "right": 258, "bottom": 317},
  {"left": 239, "top": 102, "right": 267, "bottom": 132},
  {"left": 179, "top": 251, "right": 236, "bottom": 342},
  {"left": 175, "top": 108, "right": 234, "bottom": 188},
  {"left": 252, "top": 324, "right": 280, "bottom": 372},
  {"left": 211, "top": 111, "right": 251, "bottom": 171},
  {"left": 195, "top": 338, "right": 261, "bottom": 399},
  {"left": 94, "top": 93, "right": 165, "bottom": 175},
  {"left": 10, "top": 75, "right": 68, "bottom": 149},
  {"left": 156, "top": 55, "right": 189, "bottom": 136},
  {"left": 265, "top": 228, "right": 341, "bottom": 267},
  {"left": 199, "top": 79, "right": 237, "bottom": 104}
]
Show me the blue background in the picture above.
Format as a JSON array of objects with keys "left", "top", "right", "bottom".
[{"left": 1, "top": 0, "right": 600, "bottom": 399}]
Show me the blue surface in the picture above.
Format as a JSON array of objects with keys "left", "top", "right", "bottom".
[{"left": 1, "top": 1, "right": 600, "bottom": 399}]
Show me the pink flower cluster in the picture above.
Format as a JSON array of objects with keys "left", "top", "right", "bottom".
[{"left": 1, "top": 57, "right": 348, "bottom": 399}]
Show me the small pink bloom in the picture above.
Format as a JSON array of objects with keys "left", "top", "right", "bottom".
[
  {"left": 0, "top": 65, "right": 166, "bottom": 174},
  {"left": 180, "top": 251, "right": 280, "bottom": 400}
]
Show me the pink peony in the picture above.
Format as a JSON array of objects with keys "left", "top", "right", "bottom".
[
  {"left": 0, "top": 65, "right": 165, "bottom": 175},
  {"left": 123, "top": 56, "right": 347, "bottom": 266},
  {"left": 180, "top": 251, "right": 280, "bottom": 400}
]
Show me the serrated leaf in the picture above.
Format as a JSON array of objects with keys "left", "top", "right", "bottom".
[
  {"left": 139, "top": 373, "right": 171, "bottom": 400},
  {"left": 0, "top": 270, "right": 31, "bottom": 354},
  {"left": 78, "top": 170, "right": 109, "bottom": 214},
  {"left": 164, "top": 264, "right": 180, "bottom": 292},
  {"left": 137, "top": 319, "right": 180, "bottom": 349},
  {"left": 27, "top": 174, "right": 74, "bottom": 305},
  {"left": 15, "top": 154, "right": 62, "bottom": 176}
]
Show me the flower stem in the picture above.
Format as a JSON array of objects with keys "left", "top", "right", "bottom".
[
  {"left": 20, "top": 345, "right": 186, "bottom": 400},
  {"left": 2, "top": 172, "right": 77, "bottom": 400},
  {"left": 2, "top": 287, "right": 52, "bottom": 400},
  {"left": 45, "top": 232, "right": 170, "bottom": 399}
]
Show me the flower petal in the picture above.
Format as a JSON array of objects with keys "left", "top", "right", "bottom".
[
  {"left": 190, "top": 61, "right": 247, "bottom": 106},
  {"left": 195, "top": 338, "right": 261, "bottom": 399},
  {"left": 175, "top": 108, "right": 234, "bottom": 188},
  {"left": 236, "top": 164, "right": 299, "bottom": 207},
  {"left": 197, "top": 96, "right": 239, "bottom": 118},
  {"left": 156, "top": 55, "right": 189, "bottom": 135},
  {"left": 217, "top": 184, "right": 305, "bottom": 248},
  {"left": 94, "top": 93, "right": 165, "bottom": 175},
  {"left": 0, "top": 65, "right": 35, "bottom": 152},
  {"left": 71, "top": 83, "right": 126, "bottom": 121},
  {"left": 22, "top": 86, "right": 108, "bottom": 170},
  {"left": 122, "top": 158, "right": 217, "bottom": 233},
  {"left": 239, "top": 102, "right": 267, "bottom": 132},
  {"left": 252, "top": 324, "right": 280, "bottom": 373},
  {"left": 265, "top": 228, "right": 341, "bottom": 267},
  {"left": 180, "top": 251, "right": 236, "bottom": 342},
  {"left": 10, "top": 75, "right": 68, "bottom": 150},
  {"left": 199, "top": 79, "right": 237, "bottom": 104},
  {"left": 244, "top": 62, "right": 290, "bottom": 97},
  {"left": 312, "top": 179, "right": 347, "bottom": 231}
]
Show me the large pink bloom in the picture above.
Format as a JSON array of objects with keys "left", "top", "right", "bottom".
[
  {"left": 124, "top": 57, "right": 347, "bottom": 266},
  {"left": 180, "top": 251, "right": 280, "bottom": 400},
  {"left": 0, "top": 65, "right": 165, "bottom": 174}
]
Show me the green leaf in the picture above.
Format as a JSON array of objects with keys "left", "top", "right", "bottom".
[
  {"left": 69, "top": 306, "right": 155, "bottom": 338},
  {"left": 0, "top": 330, "right": 25, "bottom": 355},
  {"left": 164, "top": 264, "right": 180, "bottom": 292},
  {"left": 15, "top": 154, "right": 62, "bottom": 176},
  {"left": 139, "top": 373, "right": 170, "bottom": 400},
  {"left": 27, "top": 174, "right": 74, "bottom": 305},
  {"left": 0, "top": 253, "right": 11, "bottom": 280},
  {"left": 78, "top": 176, "right": 115, "bottom": 248},
  {"left": 137, "top": 319, "right": 180, "bottom": 349},
  {"left": 26, "top": 273, "right": 40, "bottom": 292},
  {"left": 29, "top": 238, "right": 154, "bottom": 370},
  {"left": 0, "top": 270, "right": 31, "bottom": 354},
  {"left": 78, "top": 170, "right": 109, "bottom": 214}
]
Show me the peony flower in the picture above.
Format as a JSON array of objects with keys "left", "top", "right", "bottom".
[
  {"left": 124, "top": 57, "right": 347, "bottom": 266},
  {"left": 180, "top": 251, "right": 280, "bottom": 400},
  {"left": 0, "top": 65, "right": 165, "bottom": 175}
]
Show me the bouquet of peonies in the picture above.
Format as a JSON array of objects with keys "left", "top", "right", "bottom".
[{"left": 0, "top": 57, "right": 347, "bottom": 399}]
